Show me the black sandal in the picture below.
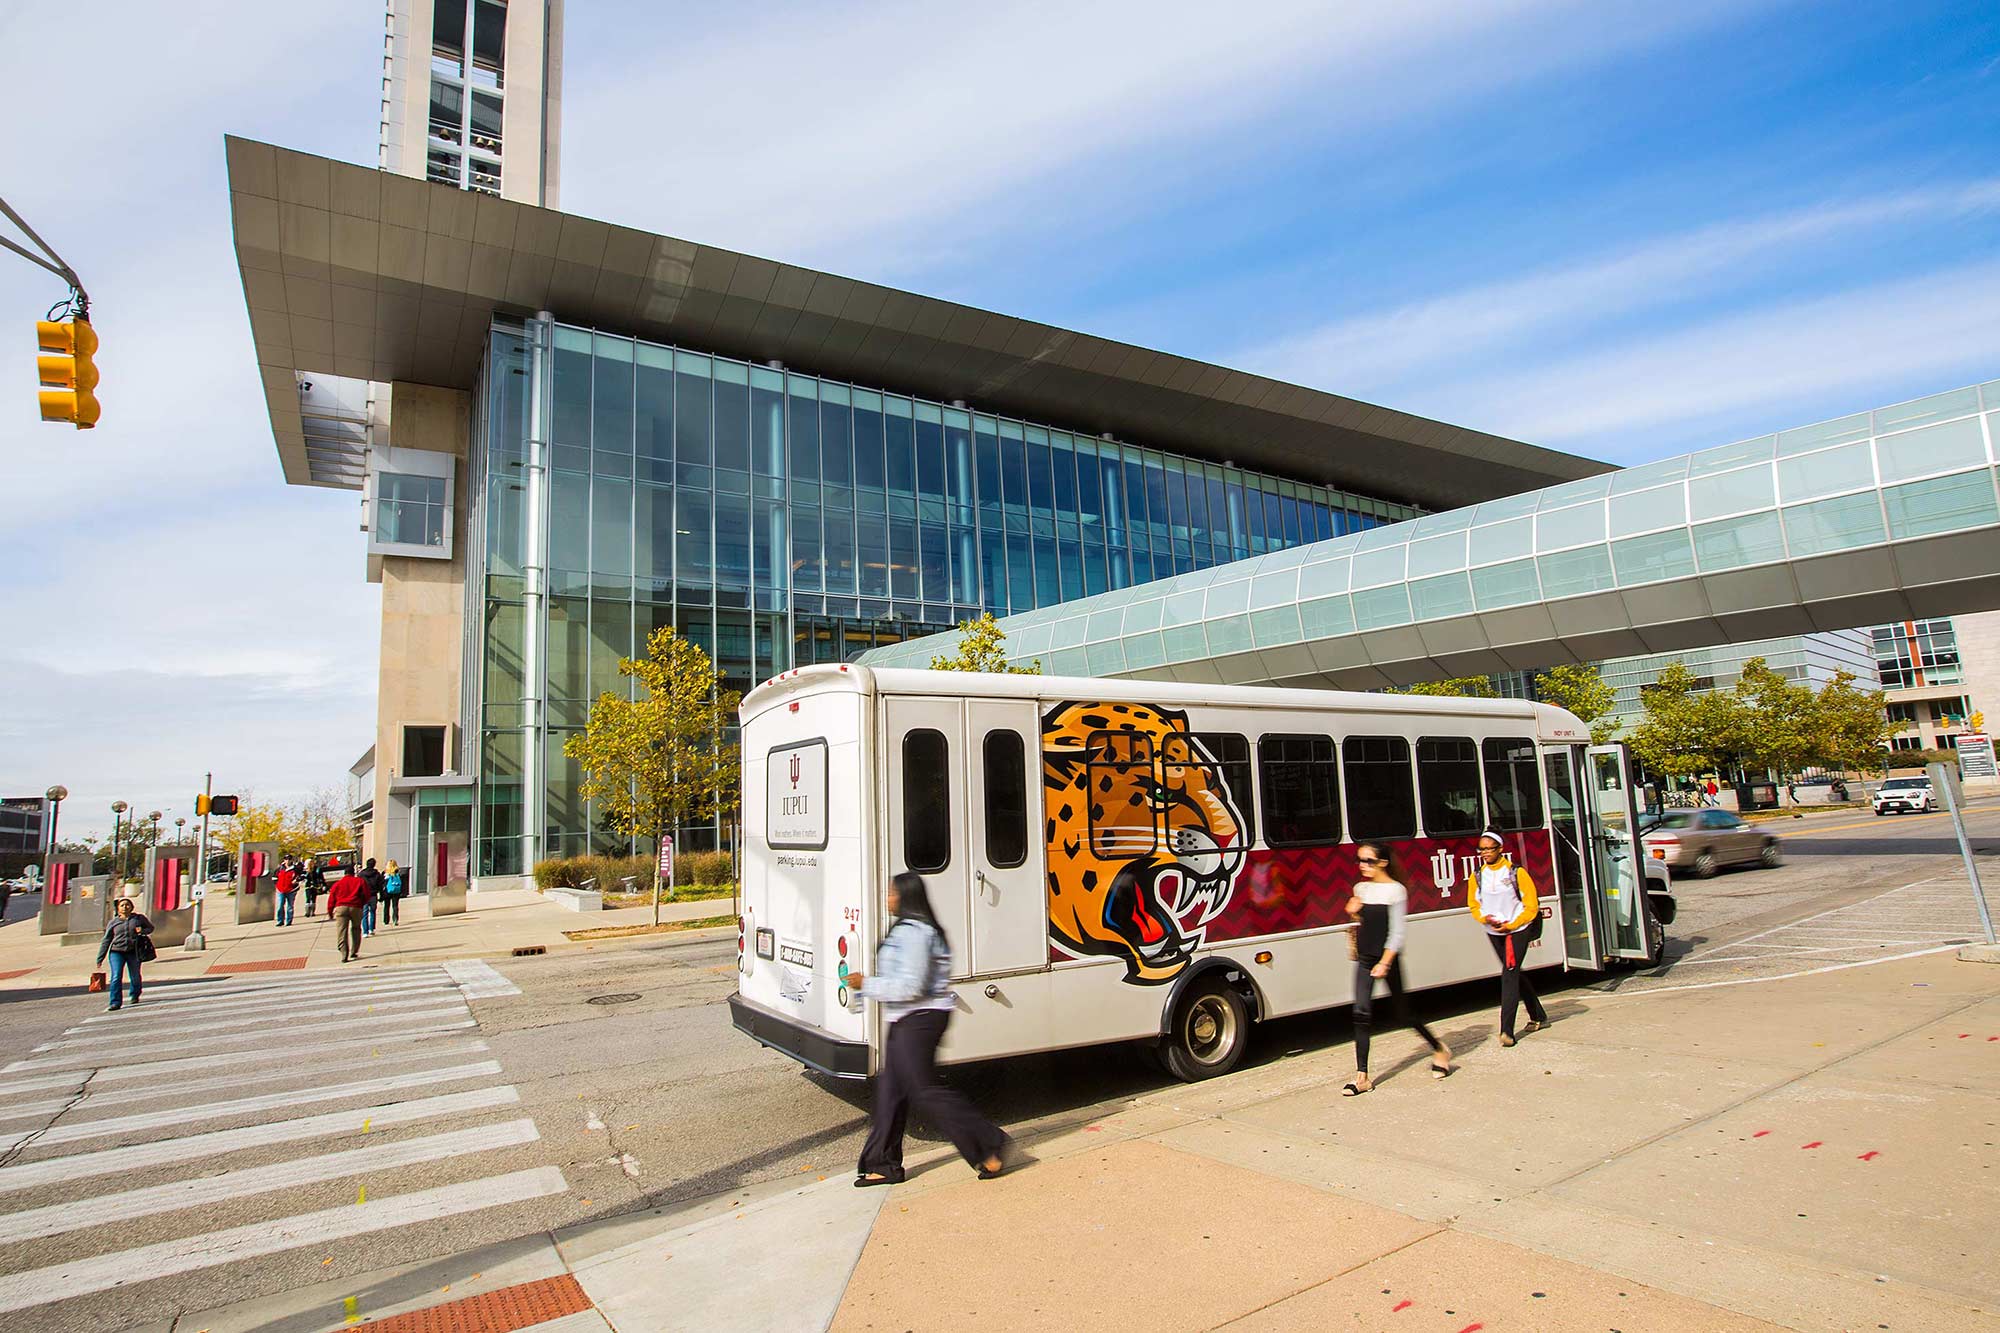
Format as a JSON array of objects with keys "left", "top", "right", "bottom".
[
  {"left": 853, "top": 1170, "right": 903, "bottom": 1188},
  {"left": 1341, "top": 1081, "right": 1370, "bottom": 1096}
]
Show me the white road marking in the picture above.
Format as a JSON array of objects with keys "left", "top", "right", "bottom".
[
  {"left": 0, "top": 1042, "right": 493, "bottom": 1124},
  {"left": 1628, "top": 943, "right": 1967, "bottom": 995},
  {"left": 78, "top": 978, "right": 456, "bottom": 1024},
  {"left": 40, "top": 994, "right": 463, "bottom": 1051},
  {"left": 31, "top": 1019, "right": 480, "bottom": 1085},
  {"left": 0, "top": 1119, "right": 541, "bottom": 1244},
  {"left": 0, "top": 1060, "right": 503, "bottom": 1151},
  {"left": 444, "top": 959, "right": 521, "bottom": 999},
  {"left": 0, "top": 1085, "right": 521, "bottom": 1195},
  {"left": 0, "top": 1166, "right": 568, "bottom": 1315},
  {"left": 0, "top": 1071, "right": 89, "bottom": 1101},
  {"left": 131, "top": 967, "right": 452, "bottom": 1006},
  {"left": 4, "top": 1006, "right": 471, "bottom": 1071}
]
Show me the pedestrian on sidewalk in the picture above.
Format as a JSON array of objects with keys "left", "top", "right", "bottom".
[
  {"left": 94, "top": 897, "right": 155, "bottom": 1011},
  {"left": 847, "top": 872, "right": 1009, "bottom": 1186},
  {"left": 275, "top": 859, "right": 298, "bottom": 927},
  {"left": 1467, "top": 830, "right": 1548, "bottom": 1047},
  {"left": 326, "top": 864, "right": 370, "bottom": 962},
  {"left": 359, "top": 858, "right": 385, "bottom": 937},
  {"left": 1703, "top": 777, "right": 1720, "bottom": 807},
  {"left": 304, "top": 859, "right": 326, "bottom": 918},
  {"left": 381, "top": 860, "right": 405, "bottom": 925},
  {"left": 1342, "top": 844, "right": 1451, "bottom": 1096}
]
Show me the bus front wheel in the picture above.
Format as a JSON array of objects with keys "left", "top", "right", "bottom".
[{"left": 1159, "top": 978, "right": 1249, "bottom": 1082}]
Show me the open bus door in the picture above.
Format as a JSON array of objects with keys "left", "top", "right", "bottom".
[
  {"left": 1542, "top": 748, "right": 1602, "bottom": 969},
  {"left": 1586, "top": 743, "right": 1660, "bottom": 963}
]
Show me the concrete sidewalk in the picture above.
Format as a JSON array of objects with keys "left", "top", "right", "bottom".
[
  {"left": 164, "top": 947, "right": 1998, "bottom": 1332},
  {"left": 0, "top": 888, "right": 733, "bottom": 992}
]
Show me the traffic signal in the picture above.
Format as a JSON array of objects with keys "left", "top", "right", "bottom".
[
  {"left": 195, "top": 794, "right": 239, "bottom": 816},
  {"left": 36, "top": 317, "right": 99, "bottom": 428}
]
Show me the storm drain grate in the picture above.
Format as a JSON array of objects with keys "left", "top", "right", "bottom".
[
  {"left": 587, "top": 992, "right": 641, "bottom": 1006},
  {"left": 511, "top": 945, "right": 546, "bottom": 957}
]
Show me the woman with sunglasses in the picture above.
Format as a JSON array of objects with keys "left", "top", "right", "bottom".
[
  {"left": 1341, "top": 844, "right": 1451, "bottom": 1095},
  {"left": 1468, "top": 829, "right": 1548, "bottom": 1046}
]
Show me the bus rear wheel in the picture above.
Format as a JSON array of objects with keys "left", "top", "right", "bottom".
[{"left": 1159, "top": 978, "right": 1249, "bottom": 1082}]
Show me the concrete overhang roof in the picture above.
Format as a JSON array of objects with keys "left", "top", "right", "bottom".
[{"left": 225, "top": 134, "right": 1609, "bottom": 503}]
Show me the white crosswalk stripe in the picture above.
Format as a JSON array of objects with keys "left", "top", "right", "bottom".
[
  {"left": 0, "top": 961, "right": 566, "bottom": 1320},
  {"left": 0, "top": 1119, "right": 541, "bottom": 1244},
  {"left": 0, "top": 1167, "right": 569, "bottom": 1315},
  {"left": 4, "top": 1004, "right": 472, "bottom": 1071}
]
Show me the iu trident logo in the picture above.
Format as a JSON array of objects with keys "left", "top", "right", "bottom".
[{"left": 789, "top": 753, "right": 802, "bottom": 788}]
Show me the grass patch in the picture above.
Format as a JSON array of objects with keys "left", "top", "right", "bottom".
[
  {"left": 562, "top": 914, "right": 737, "bottom": 942},
  {"left": 602, "top": 882, "right": 735, "bottom": 909}
]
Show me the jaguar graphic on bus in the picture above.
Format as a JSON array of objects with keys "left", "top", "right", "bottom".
[{"left": 728, "top": 666, "right": 1664, "bottom": 1081}]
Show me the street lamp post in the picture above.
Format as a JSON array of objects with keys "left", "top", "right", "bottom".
[
  {"left": 175, "top": 816, "right": 187, "bottom": 846},
  {"left": 43, "top": 785, "right": 67, "bottom": 881},
  {"left": 110, "top": 801, "right": 127, "bottom": 882}
]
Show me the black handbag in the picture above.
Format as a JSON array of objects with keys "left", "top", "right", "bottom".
[{"left": 133, "top": 933, "right": 158, "bottom": 964}]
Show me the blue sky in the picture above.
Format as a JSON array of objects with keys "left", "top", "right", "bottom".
[{"left": 1, "top": 0, "right": 1996, "bottom": 837}]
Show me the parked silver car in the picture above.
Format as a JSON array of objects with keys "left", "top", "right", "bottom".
[{"left": 1639, "top": 809, "right": 1782, "bottom": 877}]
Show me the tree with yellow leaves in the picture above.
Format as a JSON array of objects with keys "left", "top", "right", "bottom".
[
  {"left": 929, "top": 613, "right": 1039, "bottom": 674},
  {"left": 565, "top": 626, "right": 741, "bottom": 925}
]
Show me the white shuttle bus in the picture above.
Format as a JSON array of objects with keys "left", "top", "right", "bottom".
[{"left": 729, "top": 665, "right": 1665, "bottom": 1081}]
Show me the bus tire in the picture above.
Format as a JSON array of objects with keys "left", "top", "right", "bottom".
[{"left": 1158, "top": 978, "right": 1249, "bottom": 1082}]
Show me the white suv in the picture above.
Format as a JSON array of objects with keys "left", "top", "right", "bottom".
[{"left": 1873, "top": 776, "right": 1934, "bottom": 815}]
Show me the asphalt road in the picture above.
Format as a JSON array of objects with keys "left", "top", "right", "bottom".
[{"left": 0, "top": 801, "right": 1992, "bottom": 1330}]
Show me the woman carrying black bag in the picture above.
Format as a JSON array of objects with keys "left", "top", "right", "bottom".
[
  {"left": 95, "top": 897, "right": 155, "bottom": 1012},
  {"left": 1342, "top": 844, "right": 1451, "bottom": 1095},
  {"left": 1467, "top": 830, "right": 1548, "bottom": 1046}
]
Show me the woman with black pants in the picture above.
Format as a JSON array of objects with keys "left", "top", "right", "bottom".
[
  {"left": 1468, "top": 830, "right": 1548, "bottom": 1046},
  {"left": 847, "top": 873, "right": 1009, "bottom": 1186},
  {"left": 1343, "top": 845, "right": 1451, "bottom": 1095}
]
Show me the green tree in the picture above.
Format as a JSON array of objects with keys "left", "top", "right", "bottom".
[
  {"left": 929, "top": 613, "right": 1040, "bottom": 674},
  {"left": 1389, "top": 675, "right": 1495, "bottom": 697},
  {"left": 1533, "top": 663, "right": 1619, "bottom": 744},
  {"left": 1732, "top": 656, "right": 1817, "bottom": 778},
  {"left": 565, "top": 626, "right": 741, "bottom": 925},
  {"left": 1807, "top": 669, "right": 1894, "bottom": 773},
  {"left": 1628, "top": 661, "right": 1736, "bottom": 780}
]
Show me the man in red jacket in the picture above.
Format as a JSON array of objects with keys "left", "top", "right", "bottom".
[{"left": 325, "top": 865, "right": 371, "bottom": 962}]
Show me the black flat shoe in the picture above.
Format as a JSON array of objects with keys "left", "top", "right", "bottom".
[{"left": 854, "top": 1170, "right": 903, "bottom": 1187}]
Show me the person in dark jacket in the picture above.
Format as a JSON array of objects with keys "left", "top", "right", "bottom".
[
  {"left": 359, "top": 858, "right": 385, "bottom": 936},
  {"left": 95, "top": 897, "right": 154, "bottom": 1011},
  {"left": 304, "top": 860, "right": 326, "bottom": 917}
]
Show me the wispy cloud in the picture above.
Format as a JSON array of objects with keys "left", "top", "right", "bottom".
[
  {"left": 565, "top": 0, "right": 1766, "bottom": 276},
  {"left": 1417, "top": 258, "right": 2000, "bottom": 454},
  {"left": 1237, "top": 180, "right": 2000, "bottom": 397}
]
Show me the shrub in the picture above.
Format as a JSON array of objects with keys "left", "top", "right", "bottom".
[
  {"left": 533, "top": 853, "right": 660, "bottom": 892},
  {"left": 689, "top": 850, "right": 733, "bottom": 886}
]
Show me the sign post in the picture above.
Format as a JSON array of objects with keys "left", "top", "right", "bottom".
[
  {"left": 1929, "top": 762, "right": 1996, "bottom": 952},
  {"left": 186, "top": 771, "right": 211, "bottom": 952},
  {"left": 655, "top": 834, "right": 674, "bottom": 928}
]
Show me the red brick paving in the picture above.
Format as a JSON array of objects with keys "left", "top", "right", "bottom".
[
  {"left": 354, "top": 1274, "right": 593, "bottom": 1332},
  {"left": 206, "top": 956, "right": 309, "bottom": 974}
]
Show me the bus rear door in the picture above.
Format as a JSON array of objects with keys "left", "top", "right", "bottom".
[{"left": 883, "top": 697, "right": 971, "bottom": 979}]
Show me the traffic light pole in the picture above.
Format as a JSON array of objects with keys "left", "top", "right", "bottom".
[
  {"left": 187, "top": 771, "right": 211, "bottom": 952},
  {"left": 0, "top": 195, "right": 87, "bottom": 309}
]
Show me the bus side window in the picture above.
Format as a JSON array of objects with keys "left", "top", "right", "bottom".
[
  {"left": 1258, "top": 734, "right": 1341, "bottom": 846},
  {"left": 1343, "top": 735, "right": 1416, "bottom": 840},
  {"left": 1184, "top": 733, "right": 1256, "bottom": 847},
  {"left": 1087, "top": 729, "right": 1156, "bottom": 858},
  {"left": 982, "top": 730, "right": 1028, "bottom": 868},
  {"left": 1482, "top": 737, "right": 1544, "bottom": 830},
  {"left": 1417, "top": 736, "right": 1485, "bottom": 837},
  {"left": 903, "top": 728, "right": 951, "bottom": 872}
]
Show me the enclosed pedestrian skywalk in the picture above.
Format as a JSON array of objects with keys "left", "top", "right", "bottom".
[{"left": 861, "top": 382, "right": 2000, "bottom": 688}]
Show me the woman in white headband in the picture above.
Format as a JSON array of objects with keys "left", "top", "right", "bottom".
[{"left": 1467, "top": 829, "right": 1548, "bottom": 1045}]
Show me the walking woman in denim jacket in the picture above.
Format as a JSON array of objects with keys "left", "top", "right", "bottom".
[{"left": 847, "top": 872, "right": 1009, "bottom": 1186}]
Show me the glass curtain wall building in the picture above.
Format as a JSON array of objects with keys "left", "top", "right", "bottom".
[{"left": 467, "top": 319, "right": 1421, "bottom": 871}]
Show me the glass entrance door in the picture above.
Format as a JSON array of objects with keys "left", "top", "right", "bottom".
[
  {"left": 1586, "top": 744, "right": 1656, "bottom": 960},
  {"left": 1542, "top": 748, "right": 1601, "bottom": 969}
]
